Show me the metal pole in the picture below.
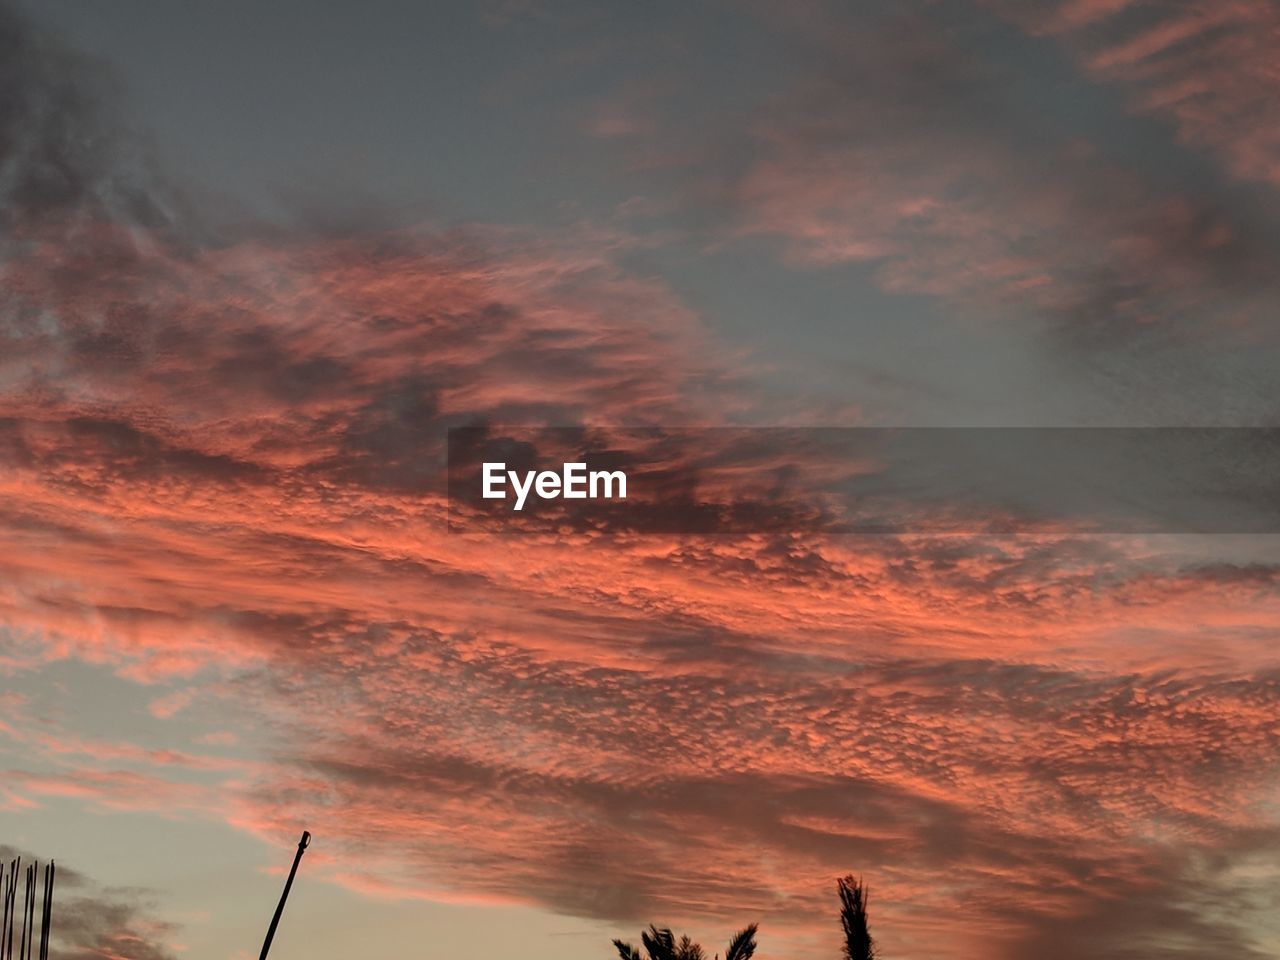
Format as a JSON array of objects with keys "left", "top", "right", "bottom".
[
  {"left": 2, "top": 859, "right": 12, "bottom": 960},
  {"left": 257, "top": 831, "right": 311, "bottom": 960},
  {"left": 38, "top": 862, "right": 52, "bottom": 960},
  {"left": 1, "top": 859, "right": 12, "bottom": 960},
  {"left": 18, "top": 864, "right": 31, "bottom": 960}
]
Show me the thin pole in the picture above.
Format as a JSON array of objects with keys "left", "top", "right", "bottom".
[
  {"left": 2, "top": 859, "right": 12, "bottom": 960},
  {"left": 257, "top": 831, "right": 311, "bottom": 960},
  {"left": 18, "top": 864, "right": 31, "bottom": 960},
  {"left": 28, "top": 865, "right": 34, "bottom": 960},
  {"left": 9, "top": 859, "right": 16, "bottom": 960},
  {"left": 38, "top": 862, "right": 52, "bottom": 960},
  {"left": 1, "top": 859, "right": 11, "bottom": 960}
]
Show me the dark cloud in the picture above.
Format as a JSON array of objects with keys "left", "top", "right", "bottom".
[
  {"left": 0, "top": 1, "right": 177, "bottom": 238},
  {"left": 730, "top": 3, "right": 1280, "bottom": 335},
  {"left": 1010, "top": 835, "right": 1280, "bottom": 960},
  {"left": 0, "top": 847, "right": 177, "bottom": 960}
]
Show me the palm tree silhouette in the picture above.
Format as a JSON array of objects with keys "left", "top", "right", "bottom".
[
  {"left": 613, "top": 923, "right": 758, "bottom": 960},
  {"left": 837, "top": 876, "right": 875, "bottom": 960},
  {"left": 613, "top": 875, "right": 875, "bottom": 959}
]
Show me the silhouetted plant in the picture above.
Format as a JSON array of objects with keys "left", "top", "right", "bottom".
[
  {"left": 613, "top": 875, "right": 876, "bottom": 960},
  {"left": 721, "top": 924, "right": 758, "bottom": 960},
  {"left": 837, "top": 876, "right": 875, "bottom": 960},
  {"left": 614, "top": 923, "right": 758, "bottom": 960}
]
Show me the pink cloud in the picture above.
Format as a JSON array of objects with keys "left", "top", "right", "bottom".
[{"left": 1004, "top": 0, "right": 1280, "bottom": 188}]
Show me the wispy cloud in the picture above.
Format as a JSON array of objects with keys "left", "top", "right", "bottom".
[
  {"left": 1000, "top": 0, "right": 1280, "bottom": 189},
  {"left": 728, "top": 6, "right": 1277, "bottom": 353}
]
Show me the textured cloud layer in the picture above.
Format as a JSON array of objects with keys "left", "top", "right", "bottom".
[{"left": 2, "top": 3, "right": 1279, "bottom": 960}]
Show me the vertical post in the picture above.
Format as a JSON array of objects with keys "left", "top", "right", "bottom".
[
  {"left": 27, "top": 865, "right": 34, "bottom": 960},
  {"left": 257, "top": 831, "right": 311, "bottom": 960},
  {"left": 17, "top": 864, "right": 28, "bottom": 960},
  {"left": 38, "top": 863, "right": 52, "bottom": 960},
  {"left": 1, "top": 859, "right": 11, "bottom": 960}
]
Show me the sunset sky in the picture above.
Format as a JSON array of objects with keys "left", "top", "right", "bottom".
[{"left": 2, "top": 1, "right": 1280, "bottom": 959}]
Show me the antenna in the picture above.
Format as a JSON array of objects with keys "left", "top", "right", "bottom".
[{"left": 257, "top": 831, "right": 311, "bottom": 960}]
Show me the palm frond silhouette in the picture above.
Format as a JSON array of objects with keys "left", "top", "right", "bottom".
[
  {"left": 613, "top": 875, "right": 874, "bottom": 960},
  {"left": 614, "top": 923, "right": 757, "bottom": 960},
  {"left": 837, "top": 876, "right": 875, "bottom": 960},
  {"left": 722, "top": 923, "right": 758, "bottom": 960}
]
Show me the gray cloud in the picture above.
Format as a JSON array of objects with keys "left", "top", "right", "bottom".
[
  {"left": 0, "top": 1, "right": 178, "bottom": 238},
  {"left": 0, "top": 847, "right": 178, "bottom": 960}
]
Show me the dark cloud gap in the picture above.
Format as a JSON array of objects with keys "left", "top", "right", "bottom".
[{"left": 0, "top": 1, "right": 192, "bottom": 243}]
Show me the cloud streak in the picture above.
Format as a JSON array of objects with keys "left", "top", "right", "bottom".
[
  {"left": 729, "top": 4, "right": 1279, "bottom": 358},
  {"left": 1001, "top": 0, "right": 1280, "bottom": 189}
]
